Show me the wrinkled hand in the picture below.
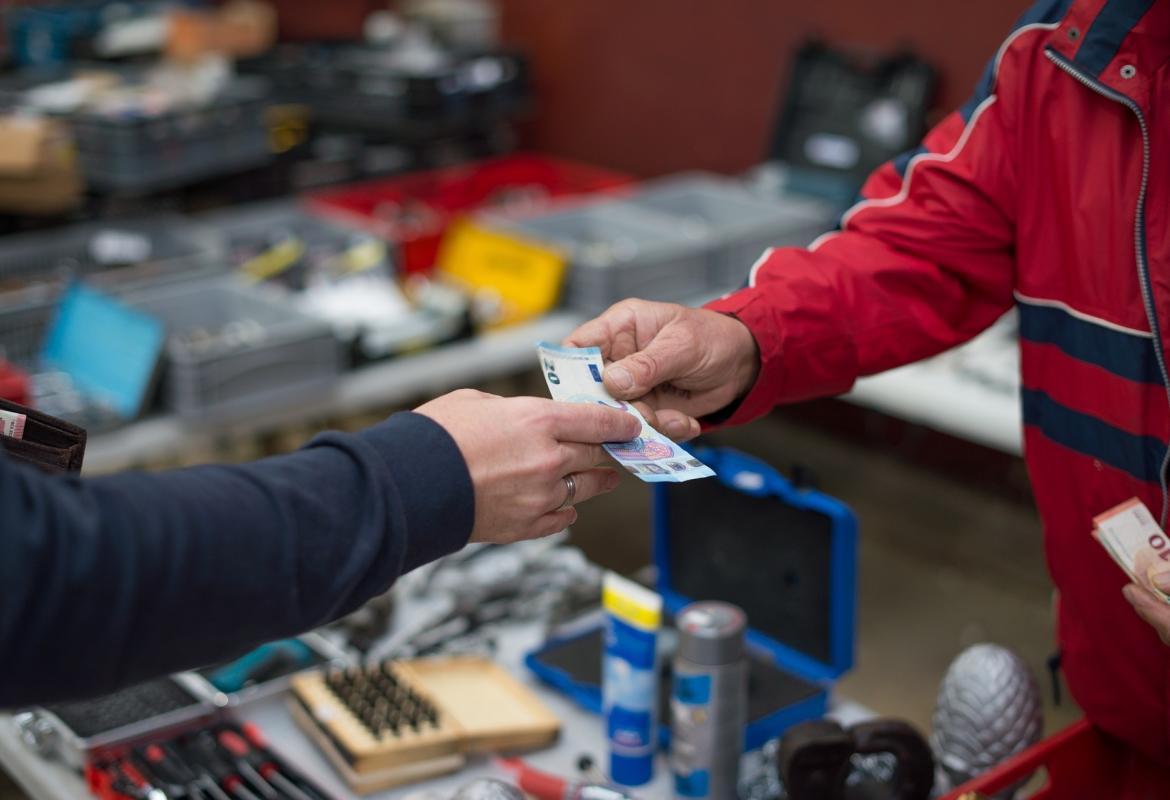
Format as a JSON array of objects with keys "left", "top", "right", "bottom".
[
  {"left": 1123, "top": 548, "right": 1170, "bottom": 644},
  {"left": 566, "top": 299, "right": 760, "bottom": 439},
  {"left": 415, "top": 389, "right": 640, "bottom": 545}
]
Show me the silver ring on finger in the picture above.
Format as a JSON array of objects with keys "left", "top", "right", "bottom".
[{"left": 557, "top": 474, "right": 577, "bottom": 510}]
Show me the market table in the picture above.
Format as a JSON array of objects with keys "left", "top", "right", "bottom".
[
  {"left": 0, "top": 619, "right": 874, "bottom": 800},
  {"left": 83, "top": 305, "right": 1022, "bottom": 476}
]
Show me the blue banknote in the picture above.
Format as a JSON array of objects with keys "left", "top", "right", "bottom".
[{"left": 537, "top": 341, "right": 714, "bottom": 483}]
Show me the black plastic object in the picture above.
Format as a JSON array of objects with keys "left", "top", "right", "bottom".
[
  {"left": 244, "top": 44, "right": 528, "bottom": 138},
  {"left": 768, "top": 41, "right": 936, "bottom": 203},
  {"left": 524, "top": 625, "right": 820, "bottom": 726},
  {"left": 779, "top": 718, "right": 934, "bottom": 800},
  {"left": 665, "top": 473, "right": 835, "bottom": 666}
]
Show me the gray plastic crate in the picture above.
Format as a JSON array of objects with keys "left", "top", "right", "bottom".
[
  {"left": 203, "top": 198, "right": 348, "bottom": 230},
  {"left": 198, "top": 199, "right": 376, "bottom": 278},
  {"left": 0, "top": 215, "right": 218, "bottom": 294},
  {"left": 0, "top": 287, "right": 55, "bottom": 367},
  {"left": 500, "top": 200, "right": 710, "bottom": 314},
  {"left": 69, "top": 78, "right": 273, "bottom": 194},
  {"left": 629, "top": 173, "right": 835, "bottom": 292},
  {"left": 199, "top": 200, "right": 470, "bottom": 361},
  {"left": 0, "top": 215, "right": 221, "bottom": 367},
  {"left": 122, "top": 277, "right": 342, "bottom": 418}
]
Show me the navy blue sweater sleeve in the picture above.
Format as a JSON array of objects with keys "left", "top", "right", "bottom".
[{"left": 0, "top": 411, "right": 473, "bottom": 708}]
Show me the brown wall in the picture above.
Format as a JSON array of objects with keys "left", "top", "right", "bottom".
[
  {"left": 497, "top": 0, "right": 1029, "bottom": 177},
  {"left": 264, "top": 0, "right": 1029, "bottom": 176},
  {"left": 255, "top": 0, "right": 380, "bottom": 41}
]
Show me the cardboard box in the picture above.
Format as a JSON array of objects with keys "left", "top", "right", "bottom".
[
  {"left": 166, "top": 1, "right": 278, "bottom": 64},
  {"left": 0, "top": 117, "right": 82, "bottom": 215}
]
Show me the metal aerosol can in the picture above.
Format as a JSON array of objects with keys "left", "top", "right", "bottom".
[{"left": 670, "top": 601, "right": 748, "bottom": 800}]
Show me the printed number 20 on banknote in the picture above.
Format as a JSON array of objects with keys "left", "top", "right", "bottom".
[{"left": 537, "top": 342, "right": 714, "bottom": 483}]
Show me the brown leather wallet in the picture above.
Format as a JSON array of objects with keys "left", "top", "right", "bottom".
[{"left": 0, "top": 399, "right": 87, "bottom": 474}]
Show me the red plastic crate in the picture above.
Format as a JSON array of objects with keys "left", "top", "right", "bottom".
[
  {"left": 0, "top": 360, "right": 28, "bottom": 405},
  {"left": 942, "top": 719, "right": 1126, "bottom": 799},
  {"left": 306, "top": 153, "right": 635, "bottom": 274}
]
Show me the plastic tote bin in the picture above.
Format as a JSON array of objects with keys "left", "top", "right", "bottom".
[
  {"left": 627, "top": 173, "right": 833, "bottom": 292},
  {"left": 69, "top": 77, "right": 273, "bottom": 194},
  {"left": 497, "top": 200, "right": 711, "bottom": 314},
  {"left": 0, "top": 215, "right": 217, "bottom": 296},
  {"left": 941, "top": 719, "right": 1127, "bottom": 799},
  {"left": 307, "top": 153, "right": 634, "bottom": 274},
  {"left": 0, "top": 289, "right": 59, "bottom": 368},
  {"left": 0, "top": 216, "right": 220, "bottom": 367},
  {"left": 122, "top": 277, "right": 342, "bottom": 418},
  {"left": 245, "top": 43, "right": 529, "bottom": 128},
  {"left": 198, "top": 198, "right": 388, "bottom": 288},
  {"left": 199, "top": 200, "right": 470, "bottom": 362}
]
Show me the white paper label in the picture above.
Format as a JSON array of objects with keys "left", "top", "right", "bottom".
[{"left": 0, "top": 408, "right": 26, "bottom": 440}]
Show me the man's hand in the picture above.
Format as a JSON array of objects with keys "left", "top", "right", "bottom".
[
  {"left": 1123, "top": 548, "right": 1170, "bottom": 644},
  {"left": 415, "top": 389, "right": 640, "bottom": 545},
  {"left": 565, "top": 299, "right": 761, "bottom": 439}
]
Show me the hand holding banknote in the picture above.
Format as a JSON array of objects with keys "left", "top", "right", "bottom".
[
  {"left": 416, "top": 389, "right": 639, "bottom": 544},
  {"left": 565, "top": 299, "right": 761, "bottom": 439},
  {"left": 1124, "top": 550, "right": 1170, "bottom": 645},
  {"left": 1095, "top": 497, "right": 1170, "bottom": 644},
  {"left": 537, "top": 342, "right": 715, "bottom": 483}
]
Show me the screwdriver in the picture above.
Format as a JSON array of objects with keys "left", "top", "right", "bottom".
[
  {"left": 97, "top": 759, "right": 159, "bottom": 800},
  {"left": 134, "top": 743, "right": 202, "bottom": 800},
  {"left": 497, "top": 758, "right": 637, "bottom": 800},
  {"left": 215, "top": 729, "right": 278, "bottom": 800},
  {"left": 239, "top": 722, "right": 327, "bottom": 800},
  {"left": 186, "top": 730, "right": 264, "bottom": 800},
  {"left": 117, "top": 759, "right": 169, "bottom": 800},
  {"left": 198, "top": 775, "right": 234, "bottom": 800}
]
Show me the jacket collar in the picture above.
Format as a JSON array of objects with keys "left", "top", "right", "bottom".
[{"left": 1046, "top": 0, "right": 1170, "bottom": 104}]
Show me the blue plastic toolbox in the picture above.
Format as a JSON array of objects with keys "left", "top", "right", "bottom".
[{"left": 526, "top": 446, "right": 857, "bottom": 750}]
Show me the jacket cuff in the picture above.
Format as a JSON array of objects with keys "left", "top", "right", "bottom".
[
  {"left": 358, "top": 412, "right": 474, "bottom": 573},
  {"left": 704, "top": 286, "right": 858, "bottom": 425}
]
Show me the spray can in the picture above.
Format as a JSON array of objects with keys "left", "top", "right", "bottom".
[{"left": 670, "top": 602, "right": 748, "bottom": 800}]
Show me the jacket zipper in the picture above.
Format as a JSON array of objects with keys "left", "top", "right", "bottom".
[{"left": 1044, "top": 48, "right": 1170, "bottom": 523}]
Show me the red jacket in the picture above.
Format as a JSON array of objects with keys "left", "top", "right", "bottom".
[{"left": 708, "top": 0, "right": 1170, "bottom": 767}]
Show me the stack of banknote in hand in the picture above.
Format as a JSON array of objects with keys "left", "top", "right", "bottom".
[{"left": 1093, "top": 497, "right": 1170, "bottom": 603}]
